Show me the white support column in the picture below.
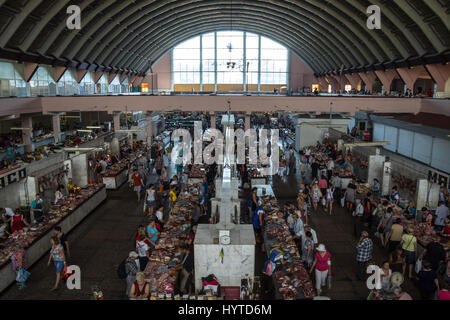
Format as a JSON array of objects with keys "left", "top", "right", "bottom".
[
  {"left": 52, "top": 114, "right": 61, "bottom": 143},
  {"left": 368, "top": 151, "right": 386, "bottom": 184},
  {"left": 210, "top": 112, "right": 216, "bottom": 129},
  {"left": 113, "top": 112, "right": 120, "bottom": 131},
  {"left": 245, "top": 112, "right": 251, "bottom": 131},
  {"left": 146, "top": 113, "right": 153, "bottom": 145},
  {"left": 382, "top": 161, "right": 392, "bottom": 196},
  {"left": 21, "top": 116, "right": 33, "bottom": 153}
]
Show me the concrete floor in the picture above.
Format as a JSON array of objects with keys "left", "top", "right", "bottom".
[{"left": 0, "top": 155, "right": 421, "bottom": 300}]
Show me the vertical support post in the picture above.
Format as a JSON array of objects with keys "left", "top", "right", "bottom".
[
  {"left": 113, "top": 113, "right": 120, "bottom": 131},
  {"left": 21, "top": 116, "right": 33, "bottom": 153},
  {"left": 170, "top": 48, "right": 174, "bottom": 92},
  {"left": 214, "top": 31, "right": 218, "bottom": 93},
  {"left": 146, "top": 113, "right": 153, "bottom": 145},
  {"left": 243, "top": 31, "right": 247, "bottom": 92},
  {"left": 245, "top": 112, "right": 251, "bottom": 131},
  {"left": 52, "top": 114, "right": 61, "bottom": 144},
  {"left": 286, "top": 49, "right": 290, "bottom": 93},
  {"left": 199, "top": 34, "right": 203, "bottom": 92},
  {"left": 257, "top": 35, "right": 261, "bottom": 92},
  {"left": 210, "top": 112, "right": 216, "bottom": 129}
]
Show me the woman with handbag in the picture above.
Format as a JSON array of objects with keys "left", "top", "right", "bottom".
[
  {"left": 389, "top": 247, "right": 406, "bottom": 275},
  {"left": 47, "top": 236, "right": 66, "bottom": 291},
  {"left": 311, "top": 182, "right": 322, "bottom": 212},
  {"left": 309, "top": 244, "right": 331, "bottom": 296},
  {"left": 400, "top": 227, "right": 417, "bottom": 279},
  {"left": 11, "top": 246, "right": 29, "bottom": 290},
  {"left": 377, "top": 207, "right": 394, "bottom": 247}
]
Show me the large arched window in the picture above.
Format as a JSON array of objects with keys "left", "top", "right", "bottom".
[{"left": 172, "top": 31, "right": 289, "bottom": 92}]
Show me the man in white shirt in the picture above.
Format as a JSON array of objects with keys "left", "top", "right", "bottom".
[
  {"left": 305, "top": 147, "right": 311, "bottom": 164},
  {"left": 332, "top": 175, "right": 342, "bottom": 200},
  {"left": 353, "top": 199, "right": 365, "bottom": 237},
  {"left": 99, "top": 158, "right": 107, "bottom": 173},
  {"left": 435, "top": 202, "right": 449, "bottom": 232},
  {"left": 289, "top": 214, "right": 305, "bottom": 246},
  {"left": 136, "top": 240, "right": 150, "bottom": 271},
  {"left": 300, "top": 225, "right": 318, "bottom": 248},
  {"left": 284, "top": 148, "right": 291, "bottom": 175},
  {"left": 0, "top": 207, "right": 14, "bottom": 223},
  {"left": 326, "top": 158, "right": 334, "bottom": 181}
]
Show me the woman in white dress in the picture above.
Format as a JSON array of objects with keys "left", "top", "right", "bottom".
[
  {"left": 311, "top": 182, "right": 322, "bottom": 212},
  {"left": 326, "top": 186, "right": 335, "bottom": 216}
]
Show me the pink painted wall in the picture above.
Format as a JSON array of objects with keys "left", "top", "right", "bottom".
[
  {"left": 1, "top": 96, "right": 449, "bottom": 117},
  {"left": 289, "top": 53, "right": 315, "bottom": 92},
  {"left": 152, "top": 51, "right": 171, "bottom": 90}
]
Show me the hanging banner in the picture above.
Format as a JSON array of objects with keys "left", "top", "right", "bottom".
[{"left": 0, "top": 166, "right": 27, "bottom": 189}]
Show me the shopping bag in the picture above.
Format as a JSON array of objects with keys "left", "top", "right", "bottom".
[
  {"left": 340, "top": 197, "right": 345, "bottom": 208},
  {"left": 143, "top": 202, "right": 147, "bottom": 214},
  {"left": 327, "top": 275, "right": 332, "bottom": 289},
  {"left": 415, "top": 259, "right": 422, "bottom": 274},
  {"left": 16, "top": 268, "right": 30, "bottom": 283},
  {"left": 321, "top": 198, "right": 326, "bottom": 206}
]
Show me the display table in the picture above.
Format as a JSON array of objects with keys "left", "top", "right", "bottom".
[
  {"left": 341, "top": 177, "right": 352, "bottom": 190},
  {"left": 260, "top": 195, "right": 315, "bottom": 300},
  {"left": 187, "top": 177, "right": 203, "bottom": 185},
  {"left": 251, "top": 177, "right": 267, "bottom": 187},
  {"left": 0, "top": 185, "right": 106, "bottom": 293},
  {"left": 103, "top": 167, "right": 128, "bottom": 189},
  {"left": 144, "top": 193, "right": 195, "bottom": 297},
  {"left": 252, "top": 184, "right": 275, "bottom": 197}
]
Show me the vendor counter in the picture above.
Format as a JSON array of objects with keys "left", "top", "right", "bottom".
[
  {"left": 260, "top": 195, "right": 315, "bottom": 300},
  {"left": 0, "top": 184, "right": 106, "bottom": 293},
  {"left": 187, "top": 177, "right": 202, "bottom": 185},
  {"left": 251, "top": 177, "right": 267, "bottom": 187},
  {"left": 341, "top": 177, "right": 352, "bottom": 190},
  {"left": 102, "top": 167, "right": 128, "bottom": 190},
  {"left": 144, "top": 192, "right": 196, "bottom": 297},
  {"left": 252, "top": 184, "right": 275, "bottom": 197}
]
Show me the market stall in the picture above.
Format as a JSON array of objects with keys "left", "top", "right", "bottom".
[
  {"left": 144, "top": 191, "right": 195, "bottom": 299},
  {"left": 248, "top": 166, "right": 267, "bottom": 187},
  {"left": 187, "top": 165, "right": 206, "bottom": 185},
  {"left": 260, "top": 195, "right": 315, "bottom": 300},
  {"left": 0, "top": 183, "right": 106, "bottom": 292},
  {"left": 102, "top": 163, "right": 128, "bottom": 190}
]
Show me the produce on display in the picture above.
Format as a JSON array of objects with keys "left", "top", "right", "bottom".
[
  {"left": 0, "top": 184, "right": 105, "bottom": 268},
  {"left": 261, "top": 195, "right": 315, "bottom": 300}
]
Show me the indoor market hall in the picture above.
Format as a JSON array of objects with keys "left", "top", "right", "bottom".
[{"left": 0, "top": 0, "right": 448, "bottom": 306}]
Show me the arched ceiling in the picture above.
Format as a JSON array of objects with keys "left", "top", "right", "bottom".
[{"left": 0, "top": 0, "right": 448, "bottom": 76}]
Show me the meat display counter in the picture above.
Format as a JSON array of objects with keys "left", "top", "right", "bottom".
[{"left": 0, "top": 184, "right": 106, "bottom": 292}]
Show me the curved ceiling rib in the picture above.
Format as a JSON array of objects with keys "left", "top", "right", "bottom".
[
  {"left": 0, "top": 0, "right": 43, "bottom": 47},
  {"left": 17, "top": 0, "right": 71, "bottom": 53},
  {"left": 96, "top": 0, "right": 366, "bottom": 71},
  {"left": 52, "top": 0, "right": 118, "bottom": 58},
  {"left": 393, "top": 0, "right": 445, "bottom": 53},
  {"left": 352, "top": 0, "right": 424, "bottom": 57},
  {"left": 0, "top": 0, "right": 448, "bottom": 76},
  {"left": 112, "top": 10, "right": 344, "bottom": 71},
  {"left": 61, "top": 1, "right": 132, "bottom": 60},
  {"left": 33, "top": 0, "right": 97, "bottom": 56},
  {"left": 423, "top": 0, "right": 450, "bottom": 31},
  {"left": 129, "top": 21, "right": 330, "bottom": 73},
  {"left": 84, "top": 1, "right": 359, "bottom": 70},
  {"left": 298, "top": 0, "right": 383, "bottom": 62}
]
